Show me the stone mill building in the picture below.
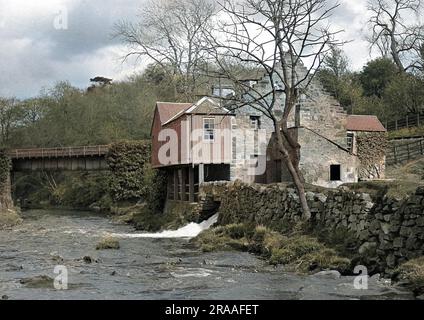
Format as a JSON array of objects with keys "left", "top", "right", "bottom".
[{"left": 151, "top": 66, "right": 387, "bottom": 202}]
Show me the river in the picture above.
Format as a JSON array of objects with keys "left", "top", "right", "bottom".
[{"left": 0, "top": 209, "right": 415, "bottom": 300}]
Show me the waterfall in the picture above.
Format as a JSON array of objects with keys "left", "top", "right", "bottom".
[{"left": 111, "top": 214, "right": 218, "bottom": 239}]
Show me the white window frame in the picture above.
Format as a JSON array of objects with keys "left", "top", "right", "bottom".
[
  {"left": 250, "top": 116, "right": 260, "bottom": 130},
  {"left": 203, "top": 118, "right": 215, "bottom": 142}
]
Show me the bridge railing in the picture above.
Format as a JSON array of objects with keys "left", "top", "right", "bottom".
[{"left": 9, "top": 145, "right": 110, "bottom": 159}]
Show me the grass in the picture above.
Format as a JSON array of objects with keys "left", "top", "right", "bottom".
[
  {"left": 386, "top": 158, "right": 424, "bottom": 184},
  {"left": 388, "top": 126, "right": 424, "bottom": 140},
  {"left": 396, "top": 257, "right": 424, "bottom": 295},
  {"left": 0, "top": 209, "right": 22, "bottom": 229},
  {"left": 192, "top": 224, "right": 351, "bottom": 274},
  {"left": 96, "top": 236, "right": 120, "bottom": 250},
  {"left": 343, "top": 179, "right": 423, "bottom": 200}
]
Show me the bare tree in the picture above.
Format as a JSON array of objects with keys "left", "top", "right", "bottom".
[
  {"left": 322, "top": 45, "right": 349, "bottom": 78},
  {"left": 367, "top": 0, "right": 424, "bottom": 72},
  {"left": 0, "top": 97, "right": 23, "bottom": 147},
  {"left": 114, "top": 0, "right": 217, "bottom": 99},
  {"left": 206, "top": 0, "right": 344, "bottom": 219}
]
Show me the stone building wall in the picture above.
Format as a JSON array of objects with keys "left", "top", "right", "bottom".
[
  {"left": 241, "top": 63, "right": 349, "bottom": 147},
  {"left": 230, "top": 63, "right": 354, "bottom": 186},
  {"left": 266, "top": 127, "right": 358, "bottom": 187},
  {"left": 229, "top": 113, "right": 272, "bottom": 184},
  {"left": 297, "top": 127, "right": 358, "bottom": 188},
  {"left": 199, "top": 181, "right": 424, "bottom": 272}
]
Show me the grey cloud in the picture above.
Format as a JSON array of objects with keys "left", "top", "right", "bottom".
[
  {"left": 0, "top": 0, "right": 145, "bottom": 98},
  {"left": 0, "top": 0, "right": 385, "bottom": 99}
]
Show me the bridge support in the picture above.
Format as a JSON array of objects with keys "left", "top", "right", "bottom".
[{"left": 0, "top": 173, "right": 15, "bottom": 214}]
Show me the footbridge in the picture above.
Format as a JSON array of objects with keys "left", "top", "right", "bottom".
[{"left": 8, "top": 145, "right": 110, "bottom": 171}]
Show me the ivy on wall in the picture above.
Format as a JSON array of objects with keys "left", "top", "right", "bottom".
[
  {"left": 356, "top": 132, "right": 388, "bottom": 180},
  {"left": 0, "top": 149, "right": 11, "bottom": 187},
  {"left": 106, "top": 140, "right": 151, "bottom": 201}
]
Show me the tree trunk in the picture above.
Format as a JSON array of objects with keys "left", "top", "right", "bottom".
[
  {"left": 275, "top": 128, "right": 311, "bottom": 220},
  {"left": 390, "top": 33, "right": 404, "bottom": 73}
]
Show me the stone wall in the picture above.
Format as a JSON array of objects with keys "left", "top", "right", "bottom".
[{"left": 199, "top": 181, "right": 424, "bottom": 272}]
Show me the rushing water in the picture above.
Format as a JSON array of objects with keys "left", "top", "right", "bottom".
[{"left": 0, "top": 209, "right": 415, "bottom": 300}]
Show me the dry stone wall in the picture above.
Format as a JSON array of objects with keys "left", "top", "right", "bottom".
[{"left": 200, "top": 181, "right": 424, "bottom": 271}]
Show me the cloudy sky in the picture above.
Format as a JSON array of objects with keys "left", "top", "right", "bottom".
[{"left": 0, "top": 0, "right": 380, "bottom": 98}]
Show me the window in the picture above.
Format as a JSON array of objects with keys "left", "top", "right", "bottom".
[
  {"left": 250, "top": 116, "right": 260, "bottom": 130},
  {"left": 203, "top": 118, "right": 215, "bottom": 141},
  {"left": 346, "top": 132, "right": 354, "bottom": 152},
  {"left": 330, "top": 164, "right": 341, "bottom": 181},
  {"left": 231, "top": 117, "right": 237, "bottom": 129},
  {"left": 232, "top": 137, "right": 237, "bottom": 161}
]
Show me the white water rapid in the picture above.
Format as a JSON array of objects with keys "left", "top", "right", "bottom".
[{"left": 111, "top": 214, "right": 218, "bottom": 239}]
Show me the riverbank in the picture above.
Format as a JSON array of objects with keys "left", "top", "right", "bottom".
[
  {"left": 0, "top": 208, "right": 22, "bottom": 230},
  {"left": 192, "top": 223, "right": 351, "bottom": 274},
  {"left": 0, "top": 209, "right": 414, "bottom": 300}
]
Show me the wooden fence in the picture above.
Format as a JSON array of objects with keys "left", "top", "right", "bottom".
[
  {"left": 386, "top": 139, "right": 424, "bottom": 165},
  {"left": 385, "top": 114, "right": 424, "bottom": 131}
]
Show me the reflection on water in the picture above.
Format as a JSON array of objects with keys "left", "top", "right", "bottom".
[{"left": 0, "top": 209, "right": 414, "bottom": 300}]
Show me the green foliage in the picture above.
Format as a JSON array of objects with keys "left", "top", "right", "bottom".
[
  {"left": 388, "top": 125, "right": 424, "bottom": 139},
  {"left": 106, "top": 140, "right": 151, "bottom": 202},
  {"left": 359, "top": 58, "right": 398, "bottom": 98},
  {"left": 143, "top": 163, "right": 167, "bottom": 212},
  {"left": 383, "top": 73, "right": 424, "bottom": 115},
  {"left": 13, "top": 172, "right": 111, "bottom": 209},
  {"left": 4, "top": 71, "right": 178, "bottom": 148},
  {"left": 0, "top": 149, "right": 11, "bottom": 187},
  {"left": 60, "top": 172, "right": 111, "bottom": 208}
]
